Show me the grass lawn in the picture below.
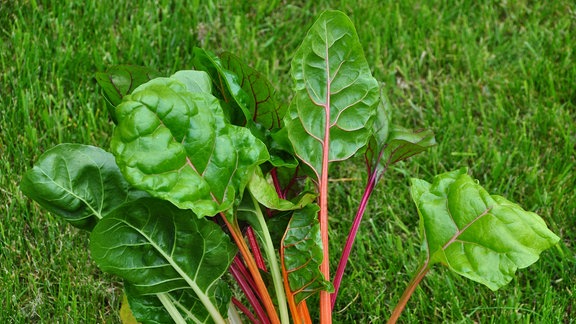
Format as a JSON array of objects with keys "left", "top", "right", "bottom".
[{"left": 1, "top": 0, "right": 575, "bottom": 322}]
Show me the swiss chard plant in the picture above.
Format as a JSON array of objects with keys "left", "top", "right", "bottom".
[{"left": 21, "top": 10, "right": 559, "bottom": 324}]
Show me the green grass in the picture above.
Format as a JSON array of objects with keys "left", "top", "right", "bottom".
[{"left": 1, "top": 0, "right": 574, "bottom": 322}]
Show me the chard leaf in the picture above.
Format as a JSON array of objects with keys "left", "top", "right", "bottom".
[
  {"left": 20, "top": 144, "right": 147, "bottom": 231},
  {"left": 247, "top": 168, "right": 316, "bottom": 211},
  {"left": 410, "top": 168, "right": 560, "bottom": 290},
  {"left": 110, "top": 74, "right": 269, "bottom": 217},
  {"left": 366, "top": 122, "right": 436, "bottom": 176},
  {"left": 285, "top": 10, "right": 380, "bottom": 179},
  {"left": 170, "top": 70, "right": 212, "bottom": 94},
  {"left": 123, "top": 291, "right": 171, "bottom": 324},
  {"left": 90, "top": 197, "right": 235, "bottom": 323},
  {"left": 95, "top": 65, "right": 162, "bottom": 122},
  {"left": 220, "top": 51, "right": 286, "bottom": 129},
  {"left": 281, "top": 205, "right": 333, "bottom": 304},
  {"left": 124, "top": 282, "right": 225, "bottom": 324},
  {"left": 192, "top": 49, "right": 294, "bottom": 168},
  {"left": 192, "top": 47, "right": 252, "bottom": 126},
  {"left": 380, "top": 126, "right": 435, "bottom": 165},
  {"left": 269, "top": 127, "right": 300, "bottom": 168}
]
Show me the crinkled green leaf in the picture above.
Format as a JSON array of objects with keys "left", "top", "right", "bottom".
[
  {"left": 285, "top": 10, "right": 380, "bottom": 179},
  {"left": 410, "top": 168, "right": 560, "bottom": 291},
  {"left": 20, "top": 144, "right": 147, "bottom": 231},
  {"left": 110, "top": 74, "right": 269, "bottom": 217},
  {"left": 90, "top": 197, "right": 235, "bottom": 322},
  {"left": 95, "top": 65, "right": 162, "bottom": 122},
  {"left": 220, "top": 51, "right": 286, "bottom": 129},
  {"left": 170, "top": 70, "right": 212, "bottom": 94},
  {"left": 281, "top": 204, "right": 333, "bottom": 304}
]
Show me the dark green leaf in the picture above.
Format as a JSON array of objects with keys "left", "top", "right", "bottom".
[
  {"left": 281, "top": 204, "right": 333, "bottom": 303},
  {"left": 90, "top": 197, "right": 235, "bottom": 322},
  {"left": 192, "top": 49, "right": 295, "bottom": 168},
  {"left": 110, "top": 73, "right": 269, "bottom": 217},
  {"left": 192, "top": 48, "right": 252, "bottom": 126},
  {"left": 268, "top": 127, "right": 299, "bottom": 168},
  {"left": 123, "top": 284, "right": 172, "bottom": 324},
  {"left": 95, "top": 65, "right": 162, "bottom": 122},
  {"left": 20, "top": 144, "right": 147, "bottom": 230},
  {"left": 382, "top": 126, "right": 435, "bottom": 165},
  {"left": 220, "top": 51, "right": 286, "bottom": 129},
  {"left": 285, "top": 10, "right": 380, "bottom": 179},
  {"left": 124, "top": 282, "right": 229, "bottom": 324},
  {"left": 410, "top": 168, "right": 560, "bottom": 290}
]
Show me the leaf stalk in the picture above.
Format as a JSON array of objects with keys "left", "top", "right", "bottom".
[
  {"left": 319, "top": 25, "right": 333, "bottom": 323},
  {"left": 230, "top": 257, "right": 269, "bottom": 324},
  {"left": 220, "top": 214, "right": 281, "bottom": 324},
  {"left": 249, "top": 193, "right": 291, "bottom": 324},
  {"left": 331, "top": 168, "right": 379, "bottom": 307},
  {"left": 387, "top": 262, "right": 430, "bottom": 324}
]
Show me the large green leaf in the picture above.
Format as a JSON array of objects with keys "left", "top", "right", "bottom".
[
  {"left": 281, "top": 205, "right": 333, "bottom": 304},
  {"left": 90, "top": 197, "right": 236, "bottom": 323},
  {"left": 285, "top": 10, "right": 379, "bottom": 179},
  {"left": 20, "top": 144, "right": 147, "bottom": 231},
  {"left": 410, "top": 168, "right": 560, "bottom": 290},
  {"left": 110, "top": 72, "right": 269, "bottom": 217},
  {"left": 95, "top": 65, "right": 162, "bottom": 122}
]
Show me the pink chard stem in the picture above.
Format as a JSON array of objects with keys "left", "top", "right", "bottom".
[
  {"left": 246, "top": 226, "right": 267, "bottom": 271},
  {"left": 270, "top": 168, "right": 286, "bottom": 200},
  {"left": 331, "top": 169, "right": 379, "bottom": 307},
  {"left": 230, "top": 256, "right": 271, "bottom": 324},
  {"left": 332, "top": 146, "right": 388, "bottom": 307},
  {"left": 232, "top": 297, "right": 258, "bottom": 324}
]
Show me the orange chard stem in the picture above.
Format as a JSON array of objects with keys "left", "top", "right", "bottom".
[{"left": 220, "top": 214, "right": 280, "bottom": 324}]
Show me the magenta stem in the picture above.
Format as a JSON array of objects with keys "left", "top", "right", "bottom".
[
  {"left": 232, "top": 297, "right": 258, "bottom": 324},
  {"left": 246, "top": 226, "right": 267, "bottom": 271},
  {"left": 270, "top": 168, "right": 286, "bottom": 199},
  {"left": 230, "top": 256, "right": 271, "bottom": 324},
  {"left": 330, "top": 170, "right": 379, "bottom": 308}
]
